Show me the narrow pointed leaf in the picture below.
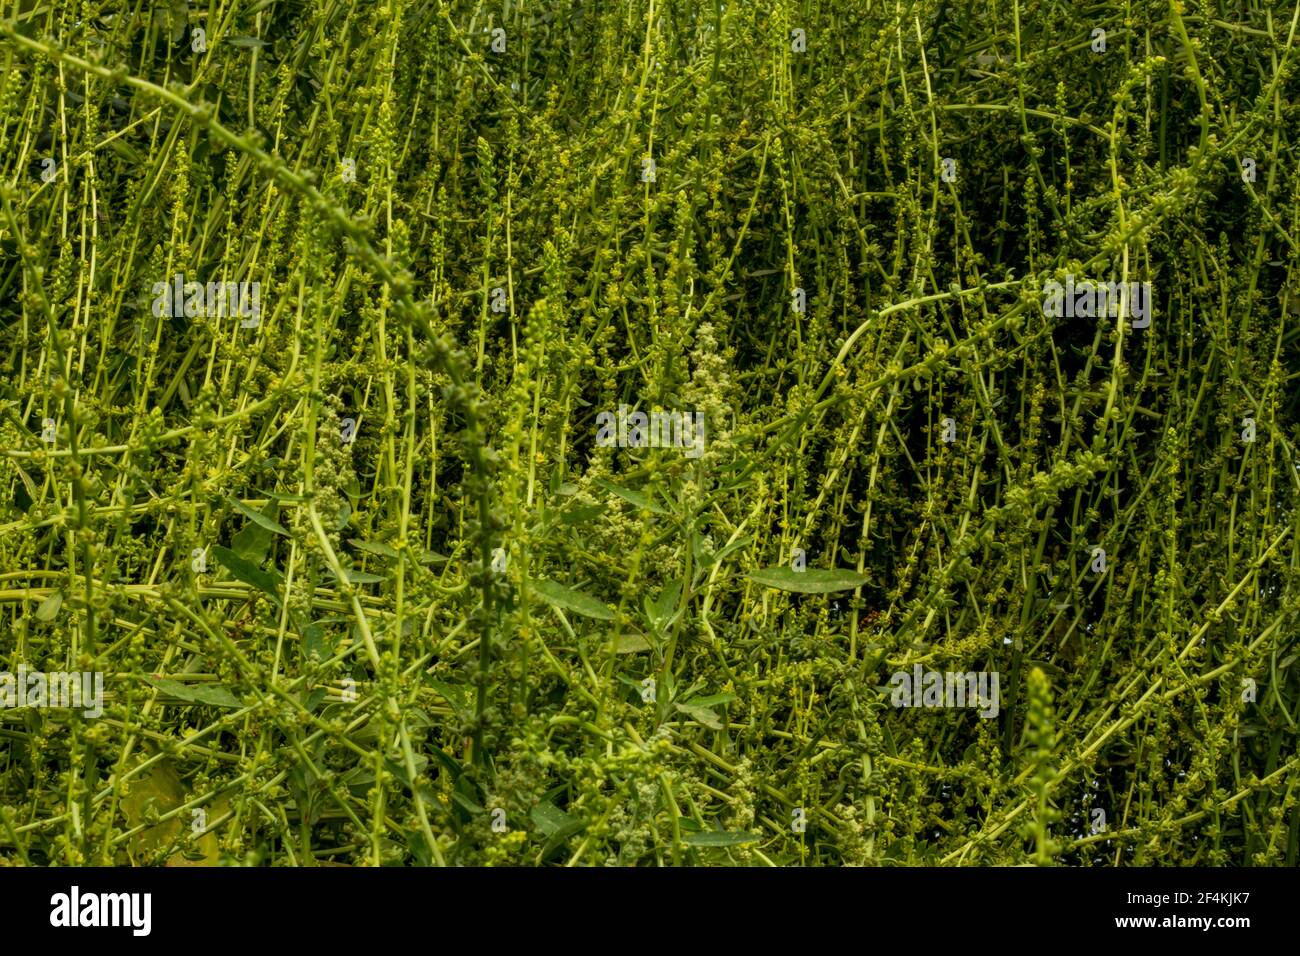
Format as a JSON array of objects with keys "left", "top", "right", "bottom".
[{"left": 746, "top": 567, "right": 868, "bottom": 593}]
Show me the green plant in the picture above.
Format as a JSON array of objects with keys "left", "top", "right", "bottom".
[{"left": 1, "top": 0, "right": 1298, "bottom": 867}]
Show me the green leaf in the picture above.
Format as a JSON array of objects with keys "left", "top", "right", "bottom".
[
  {"left": 230, "top": 497, "right": 284, "bottom": 563},
  {"left": 746, "top": 567, "right": 868, "bottom": 593},
  {"left": 348, "top": 538, "right": 399, "bottom": 559},
  {"left": 533, "top": 801, "right": 585, "bottom": 858},
  {"left": 403, "top": 706, "right": 434, "bottom": 729},
  {"left": 709, "top": 536, "right": 753, "bottom": 566},
  {"left": 231, "top": 519, "right": 272, "bottom": 564},
  {"left": 682, "top": 830, "right": 759, "bottom": 847},
  {"left": 385, "top": 754, "right": 429, "bottom": 789},
  {"left": 559, "top": 503, "right": 604, "bottom": 526},
  {"left": 108, "top": 138, "right": 146, "bottom": 167},
  {"left": 302, "top": 687, "right": 328, "bottom": 712},
  {"left": 451, "top": 791, "right": 485, "bottom": 816},
  {"left": 121, "top": 759, "right": 185, "bottom": 856},
  {"left": 255, "top": 488, "right": 306, "bottom": 503},
  {"left": 429, "top": 680, "right": 472, "bottom": 715},
  {"left": 228, "top": 35, "right": 269, "bottom": 48},
  {"left": 530, "top": 802, "right": 584, "bottom": 840},
  {"left": 614, "top": 631, "right": 652, "bottom": 654},
  {"left": 35, "top": 591, "right": 62, "bottom": 622},
  {"left": 427, "top": 744, "right": 466, "bottom": 782},
  {"left": 326, "top": 567, "right": 386, "bottom": 584},
  {"left": 685, "top": 692, "right": 737, "bottom": 708},
  {"left": 143, "top": 677, "right": 243, "bottom": 708},
  {"left": 674, "top": 702, "right": 723, "bottom": 729},
  {"left": 881, "top": 723, "right": 898, "bottom": 757},
  {"left": 531, "top": 579, "right": 616, "bottom": 620},
  {"left": 13, "top": 464, "right": 39, "bottom": 513},
  {"left": 594, "top": 478, "right": 669, "bottom": 515},
  {"left": 646, "top": 580, "right": 682, "bottom": 630},
  {"left": 303, "top": 621, "right": 330, "bottom": 660},
  {"left": 227, "top": 496, "right": 289, "bottom": 536},
  {"left": 691, "top": 530, "right": 709, "bottom": 565},
  {"left": 210, "top": 545, "right": 282, "bottom": 600}
]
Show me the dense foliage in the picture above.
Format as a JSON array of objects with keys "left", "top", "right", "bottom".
[{"left": 2, "top": 0, "right": 1299, "bottom": 866}]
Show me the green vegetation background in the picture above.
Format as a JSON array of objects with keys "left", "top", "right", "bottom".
[{"left": 1, "top": 0, "right": 1298, "bottom": 866}]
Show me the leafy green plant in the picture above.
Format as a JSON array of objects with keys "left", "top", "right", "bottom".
[{"left": 1, "top": 0, "right": 1298, "bottom": 867}]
